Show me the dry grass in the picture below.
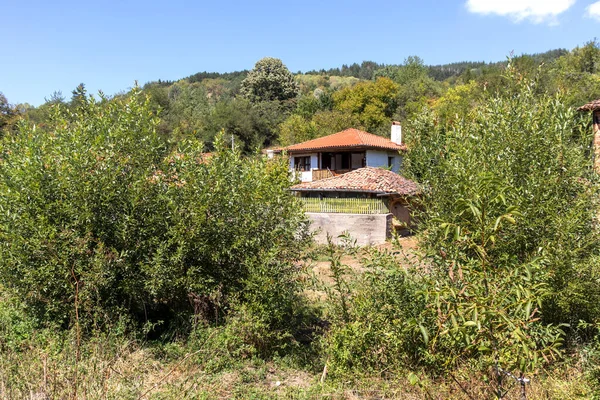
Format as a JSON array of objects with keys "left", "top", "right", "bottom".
[{"left": 0, "top": 332, "right": 594, "bottom": 399}]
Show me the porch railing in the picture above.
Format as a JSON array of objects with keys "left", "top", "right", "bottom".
[
  {"left": 312, "top": 169, "right": 350, "bottom": 181},
  {"left": 299, "top": 197, "right": 389, "bottom": 214}
]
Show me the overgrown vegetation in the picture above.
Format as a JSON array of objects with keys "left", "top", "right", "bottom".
[
  {"left": 0, "top": 87, "right": 310, "bottom": 341},
  {"left": 2, "top": 41, "right": 600, "bottom": 398}
]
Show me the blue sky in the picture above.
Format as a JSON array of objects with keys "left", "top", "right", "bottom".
[{"left": 2, "top": 0, "right": 600, "bottom": 106}]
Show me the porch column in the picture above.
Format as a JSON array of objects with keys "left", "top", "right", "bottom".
[{"left": 595, "top": 110, "right": 600, "bottom": 172}]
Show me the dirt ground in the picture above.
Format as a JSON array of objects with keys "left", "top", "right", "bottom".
[{"left": 302, "top": 236, "right": 422, "bottom": 299}]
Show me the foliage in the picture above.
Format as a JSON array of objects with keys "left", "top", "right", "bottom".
[
  {"left": 551, "top": 40, "right": 600, "bottom": 107},
  {"left": 278, "top": 114, "right": 316, "bottom": 147},
  {"left": 375, "top": 56, "right": 444, "bottom": 121},
  {"left": 240, "top": 57, "right": 299, "bottom": 103},
  {"left": 0, "top": 92, "right": 20, "bottom": 137},
  {"left": 294, "top": 93, "right": 331, "bottom": 119},
  {"left": 333, "top": 77, "right": 398, "bottom": 134},
  {"left": 319, "top": 242, "right": 428, "bottom": 377},
  {"left": 424, "top": 175, "right": 563, "bottom": 397},
  {"left": 582, "top": 324, "right": 600, "bottom": 398},
  {"left": 278, "top": 109, "right": 360, "bottom": 146},
  {"left": 305, "top": 60, "right": 383, "bottom": 80},
  {"left": 433, "top": 81, "right": 484, "bottom": 125},
  {"left": 311, "top": 110, "right": 360, "bottom": 136},
  {"left": 202, "top": 97, "right": 286, "bottom": 151},
  {"left": 0, "top": 291, "right": 36, "bottom": 351},
  {"left": 6, "top": 41, "right": 600, "bottom": 398},
  {"left": 0, "top": 86, "right": 310, "bottom": 336},
  {"left": 163, "top": 81, "right": 211, "bottom": 139},
  {"left": 404, "top": 63, "right": 600, "bottom": 395}
]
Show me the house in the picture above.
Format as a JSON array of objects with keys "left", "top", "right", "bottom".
[
  {"left": 285, "top": 122, "right": 406, "bottom": 182},
  {"left": 578, "top": 99, "right": 600, "bottom": 170},
  {"left": 291, "top": 167, "right": 420, "bottom": 246}
]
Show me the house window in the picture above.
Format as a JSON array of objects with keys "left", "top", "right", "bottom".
[
  {"left": 388, "top": 156, "right": 395, "bottom": 168},
  {"left": 294, "top": 156, "right": 311, "bottom": 171},
  {"left": 341, "top": 153, "right": 350, "bottom": 170},
  {"left": 322, "top": 153, "right": 333, "bottom": 170}
]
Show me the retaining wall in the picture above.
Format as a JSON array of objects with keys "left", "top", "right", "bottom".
[{"left": 306, "top": 212, "right": 392, "bottom": 246}]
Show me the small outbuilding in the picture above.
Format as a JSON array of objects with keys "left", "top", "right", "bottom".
[
  {"left": 578, "top": 99, "right": 600, "bottom": 170},
  {"left": 291, "top": 167, "right": 420, "bottom": 245}
]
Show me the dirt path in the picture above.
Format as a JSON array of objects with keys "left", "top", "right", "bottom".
[{"left": 302, "top": 236, "right": 422, "bottom": 301}]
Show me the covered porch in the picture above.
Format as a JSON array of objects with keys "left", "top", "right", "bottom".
[{"left": 293, "top": 151, "right": 366, "bottom": 181}]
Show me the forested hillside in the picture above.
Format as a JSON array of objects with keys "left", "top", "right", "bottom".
[
  {"left": 3, "top": 42, "right": 598, "bottom": 150},
  {"left": 1, "top": 41, "right": 600, "bottom": 399}
]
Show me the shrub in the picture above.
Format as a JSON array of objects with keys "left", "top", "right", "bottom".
[
  {"left": 0, "top": 86, "right": 310, "bottom": 336},
  {"left": 404, "top": 62, "right": 600, "bottom": 333},
  {"left": 403, "top": 63, "right": 595, "bottom": 397},
  {"left": 320, "top": 244, "right": 428, "bottom": 377}
]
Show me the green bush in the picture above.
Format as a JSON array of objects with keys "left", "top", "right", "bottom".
[
  {"left": 402, "top": 63, "right": 596, "bottom": 397},
  {"left": 404, "top": 62, "right": 600, "bottom": 333},
  {"left": 0, "top": 86, "right": 310, "bottom": 336},
  {"left": 0, "top": 292, "right": 36, "bottom": 351},
  {"left": 320, "top": 245, "right": 428, "bottom": 377}
]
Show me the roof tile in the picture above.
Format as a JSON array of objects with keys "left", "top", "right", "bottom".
[
  {"left": 285, "top": 128, "right": 406, "bottom": 152},
  {"left": 291, "top": 167, "right": 419, "bottom": 196},
  {"left": 578, "top": 99, "right": 600, "bottom": 111}
]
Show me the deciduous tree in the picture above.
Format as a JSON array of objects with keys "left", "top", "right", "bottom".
[{"left": 240, "top": 57, "right": 299, "bottom": 103}]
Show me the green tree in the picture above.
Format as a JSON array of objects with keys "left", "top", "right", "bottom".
[
  {"left": 424, "top": 175, "right": 563, "bottom": 398},
  {"left": 278, "top": 114, "right": 315, "bottom": 146},
  {"left": 0, "top": 92, "right": 20, "bottom": 137},
  {"left": 0, "top": 87, "right": 309, "bottom": 335},
  {"left": 333, "top": 77, "right": 398, "bottom": 134},
  {"left": 202, "top": 97, "right": 285, "bottom": 151},
  {"left": 163, "top": 81, "right": 211, "bottom": 139},
  {"left": 278, "top": 109, "right": 360, "bottom": 146},
  {"left": 70, "top": 83, "right": 87, "bottom": 108},
  {"left": 375, "top": 56, "right": 429, "bottom": 85},
  {"left": 311, "top": 109, "right": 360, "bottom": 137},
  {"left": 240, "top": 57, "right": 299, "bottom": 103},
  {"left": 433, "top": 81, "right": 484, "bottom": 126},
  {"left": 551, "top": 40, "right": 600, "bottom": 107},
  {"left": 375, "top": 56, "right": 443, "bottom": 121}
]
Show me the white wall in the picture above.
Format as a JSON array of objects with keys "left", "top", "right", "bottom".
[
  {"left": 289, "top": 153, "right": 319, "bottom": 182},
  {"left": 365, "top": 150, "right": 402, "bottom": 173},
  {"left": 290, "top": 151, "right": 403, "bottom": 179},
  {"left": 365, "top": 150, "right": 388, "bottom": 168},
  {"left": 390, "top": 154, "right": 402, "bottom": 173}
]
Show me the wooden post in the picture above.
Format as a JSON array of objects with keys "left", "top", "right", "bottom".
[{"left": 594, "top": 110, "right": 600, "bottom": 172}]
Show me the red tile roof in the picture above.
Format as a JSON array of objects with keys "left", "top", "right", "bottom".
[
  {"left": 291, "top": 167, "right": 419, "bottom": 196},
  {"left": 285, "top": 128, "right": 406, "bottom": 153},
  {"left": 578, "top": 99, "right": 600, "bottom": 111}
]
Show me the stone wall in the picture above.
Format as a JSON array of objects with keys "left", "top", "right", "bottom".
[{"left": 306, "top": 212, "right": 392, "bottom": 246}]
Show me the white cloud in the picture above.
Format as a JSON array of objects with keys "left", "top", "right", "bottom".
[
  {"left": 466, "top": 0, "right": 576, "bottom": 24},
  {"left": 586, "top": 1, "right": 600, "bottom": 20}
]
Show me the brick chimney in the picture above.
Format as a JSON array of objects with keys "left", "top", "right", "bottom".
[{"left": 391, "top": 121, "right": 402, "bottom": 145}]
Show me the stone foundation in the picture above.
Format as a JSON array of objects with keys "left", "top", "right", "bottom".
[{"left": 306, "top": 212, "right": 392, "bottom": 246}]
